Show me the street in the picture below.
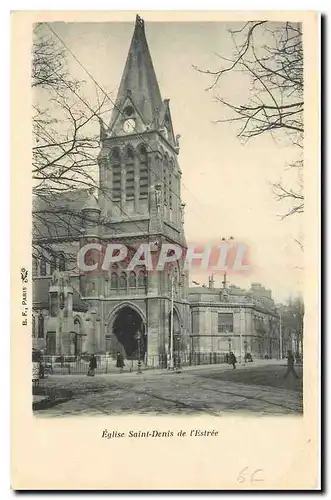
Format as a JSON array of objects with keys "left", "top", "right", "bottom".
[{"left": 34, "top": 361, "right": 303, "bottom": 417}]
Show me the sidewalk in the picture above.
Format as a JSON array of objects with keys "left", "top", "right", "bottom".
[{"left": 44, "top": 358, "right": 288, "bottom": 380}]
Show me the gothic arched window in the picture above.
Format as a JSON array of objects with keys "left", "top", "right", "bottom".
[
  {"left": 32, "top": 315, "right": 36, "bottom": 338},
  {"left": 38, "top": 314, "right": 44, "bottom": 338},
  {"left": 163, "top": 155, "right": 169, "bottom": 206},
  {"left": 59, "top": 254, "right": 65, "bottom": 272},
  {"left": 138, "top": 270, "right": 146, "bottom": 288},
  {"left": 169, "top": 160, "right": 174, "bottom": 209},
  {"left": 128, "top": 271, "right": 136, "bottom": 288},
  {"left": 139, "top": 145, "right": 148, "bottom": 199},
  {"left": 111, "top": 272, "right": 118, "bottom": 290},
  {"left": 50, "top": 292, "right": 57, "bottom": 316},
  {"left": 50, "top": 255, "right": 57, "bottom": 274},
  {"left": 119, "top": 272, "right": 127, "bottom": 289},
  {"left": 111, "top": 147, "right": 121, "bottom": 201},
  {"left": 125, "top": 147, "right": 135, "bottom": 199},
  {"left": 40, "top": 257, "right": 46, "bottom": 276},
  {"left": 104, "top": 278, "right": 109, "bottom": 296},
  {"left": 32, "top": 256, "right": 38, "bottom": 276}
]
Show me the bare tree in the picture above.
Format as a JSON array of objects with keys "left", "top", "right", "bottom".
[
  {"left": 194, "top": 21, "right": 304, "bottom": 220},
  {"left": 281, "top": 295, "right": 304, "bottom": 355},
  {"left": 32, "top": 24, "right": 110, "bottom": 271}
]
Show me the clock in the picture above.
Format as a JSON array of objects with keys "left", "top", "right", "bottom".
[{"left": 123, "top": 118, "right": 135, "bottom": 134}]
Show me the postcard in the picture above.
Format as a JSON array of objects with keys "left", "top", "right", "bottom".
[{"left": 11, "top": 10, "right": 320, "bottom": 490}]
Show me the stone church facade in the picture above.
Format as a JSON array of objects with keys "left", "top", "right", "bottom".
[
  {"left": 32, "top": 16, "right": 191, "bottom": 365},
  {"left": 32, "top": 16, "right": 281, "bottom": 364}
]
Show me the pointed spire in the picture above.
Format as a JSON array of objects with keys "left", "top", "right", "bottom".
[{"left": 109, "top": 15, "right": 163, "bottom": 128}]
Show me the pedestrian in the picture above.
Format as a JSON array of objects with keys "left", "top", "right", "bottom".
[
  {"left": 32, "top": 348, "right": 41, "bottom": 386},
  {"left": 229, "top": 351, "right": 237, "bottom": 370},
  {"left": 87, "top": 354, "right": 97, "bottom": 377},
  {"left": 60, "top": 355, "right": 64, "bottom": 368},
  {"left": 116, "top": 352, "right": 125, "bottom": 373},
  {"left": 284, "top": 350, "right": 298, "bottom": 379}
]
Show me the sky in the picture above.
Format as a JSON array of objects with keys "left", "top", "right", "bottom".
[{"left": 37, "top": 20, "right": 304, "bottom": 302}]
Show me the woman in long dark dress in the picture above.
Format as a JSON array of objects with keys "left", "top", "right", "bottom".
[
  {"left": 116, "top": 352, "right": 125, "bottom": 373},
  {"left": 229, "top": 351, "right": 237, "bottom": 370},
  {"left": 88, "top": 354, "right": 97, "bottom": 376}
]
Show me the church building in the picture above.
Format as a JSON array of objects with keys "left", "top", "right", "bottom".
[
  {"left": 32, "top": 15, "right": 191, "bottom": 365},
  {"left": 32, "top": 16, "right": 281, "bottom": 366}
]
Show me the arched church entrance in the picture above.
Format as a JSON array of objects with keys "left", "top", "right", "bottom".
[{"left": 113, "top": 306, "right": 146, "bottom": 359}]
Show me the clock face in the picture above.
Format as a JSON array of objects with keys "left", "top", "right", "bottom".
[{"left": 123, "top": 118, "right": 135, "bottom": 134}]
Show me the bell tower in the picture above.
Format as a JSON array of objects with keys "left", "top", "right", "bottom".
[
  {"left": 98, "top": 15, "right": 184, "bottom": 245},
  {"left": 97, "top": 16, "right": 190, "bottom": 362}
]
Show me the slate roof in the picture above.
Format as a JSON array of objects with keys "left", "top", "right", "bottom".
[
  {"left": 32, "top": 188, "right": 91, "bottom": 240},
  {"left": 33, "top": 277, "right": 88, "bottom": 312}
]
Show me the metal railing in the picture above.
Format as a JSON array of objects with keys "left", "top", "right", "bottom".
[{"left": 40, "top": 352, "right": 228, "bottom": 375}]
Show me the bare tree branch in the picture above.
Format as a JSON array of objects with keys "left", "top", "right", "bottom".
[{"left": 194, "top": 21, "right": 304, "bottom": 222}]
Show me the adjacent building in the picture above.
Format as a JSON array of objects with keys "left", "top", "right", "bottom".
[{"left": 189, "top": 279, "right": 281, "bottom": 361}]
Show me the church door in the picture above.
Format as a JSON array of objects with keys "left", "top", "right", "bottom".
[{"left": 112, "top": 306, "right": 145, "bottom": 359}]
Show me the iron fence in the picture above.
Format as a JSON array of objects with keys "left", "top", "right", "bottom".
[{"left": 40, "top": 352, "right": 228, "bottom": 375}]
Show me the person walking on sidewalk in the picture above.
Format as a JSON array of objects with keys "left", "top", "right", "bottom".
[
  {"left": 229, "top": 351, "right": 237, "bottom": 370},
  {"left": 87, "top": 354, "right": 97, "bottom": 377},
  {"left": 284, "top": 350, "right": 298, "bottom": 379},
  {"left": 116, "top": 352, "right": 125, "bottom": 373}
]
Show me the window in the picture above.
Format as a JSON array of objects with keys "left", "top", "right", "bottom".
[
  {"left": 50, "top": 293, "right": 57, "bottom": 316},
  {"left": 163, "top": 156, "right": 169, "bottom": 205},
  {"left": 74, "top": 319, "right": 82, "bottom": 356},
  {"left": 32, "top": 257, "right": 38, "bottom": 276},
  {"left": 40, "top": 257, "right": 46, "bottom": 276},
  {"left": 38, "top": 314, "right": 44, "bottom": 338},
  {"left": 125, "top": 147, "right": 135, "bottom": 199},
  {"left": 50, "top": 255, "right": 56, "bottom": 275},
  {"left": 218, "top": 313, "right": 233, "bottom": 333},
  {"left": 124, "top": 105, "right": 134, "bottom": 117},
  {"left": 139, "top": 145, "right": 148, "bottom": 199},
  {"left": 59, "top": 254, "right": 65, "bottom": 272},
  {"left": 111, "top": 272, "right": 118, "bottom": 290},
  {"left": 46, "top": 333, "right": 56, "bottom": 355},
  {"left": 169, "top": 160, "right": 174, "bottom": 209},
  {"left": 74, "top": 318, "right": 81, "bottom": 334},
  {"left": 104, "top": 278, "right": 109, "bottom": 296},
  {"left": 138, "top": 270, "right": 146, "bottom": 288},
  {"left": 111, "top": 148, "right": 121, "bottom": 200},
  {"left": 128, "top": 271, "right": 136, "bottom": 288},
  {"left": 119, "top": 272, "right": 127, "bottom": 289}
]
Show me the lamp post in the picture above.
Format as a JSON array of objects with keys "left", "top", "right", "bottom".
[
  {"left": 136, "top": 330, "right": 142, "bottom": 374},
  {"left": 239, "top": 308, "right": 244, "bottom": 364},
  {"left": 169, "top": 271, "right": 186, "bottom": 371},
  {"left": 169, "top": 273, "right": 174, "bottom": 370},
  {"left": 279, "top": 309, "right": 283, "bottom": 360}
]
